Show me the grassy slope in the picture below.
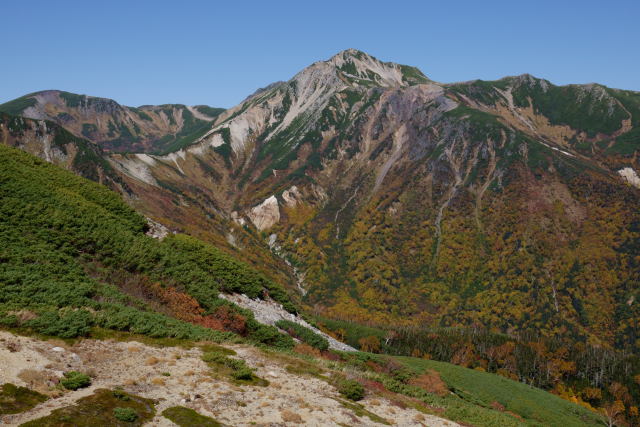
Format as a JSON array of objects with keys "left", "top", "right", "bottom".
[{"left": 396, "top": 356, "right": 602, "bottom": 427}]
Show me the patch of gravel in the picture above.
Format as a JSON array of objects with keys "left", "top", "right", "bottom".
[
  {"left": 219, "top": 293, "right": 356, "bottom": 352},
  {"left": 0, "top": 331, "right": 457, "bottom": 427}
]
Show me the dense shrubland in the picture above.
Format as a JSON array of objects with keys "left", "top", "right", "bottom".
[
  {"left": 275, "top": 151, "right": 640, "bottom": 420},
  {"left": 0, "top": 144, "right": 293, "bottom": 347}
]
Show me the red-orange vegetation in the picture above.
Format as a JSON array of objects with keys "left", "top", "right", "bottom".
[
  {"left": 294, "top": 343, "right": 322, "bottom": 358},
  {"left": 408, "top": 370, "right": 449, "bottom": 397}
]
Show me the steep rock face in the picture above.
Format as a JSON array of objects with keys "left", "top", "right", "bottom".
[
  {"left": 618, "top": 167, "right": 640, "bottom": 188},
  {"left": 247, "top": 195, "right": 280, "bottom": 231},
  {"left": 0, "top": 90, "right": 224, "bottom": 153},
  {"left": 106, "top": 50, "right": 448, "bottom": 219}
]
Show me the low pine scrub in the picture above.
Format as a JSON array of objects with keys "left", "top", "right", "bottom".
[
  {"left": 275, "top": 320, "right": 328, "bottom": 351},
  {"left": 113, "top": 407, "right": 138, "bottom": 422},
  {"left": 60, "top": 371, "right": 91, "bottom": 390},
  {"left": 0, "top": 144, "right": 295, "bottom": 348},
  {"left": 338, "top": 379, "right": 365, "bottom": 401},
  {"left": 201, "top": 349, "right": 265, "bottom": 384}
]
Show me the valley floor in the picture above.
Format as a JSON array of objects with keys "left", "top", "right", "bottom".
[{"left": 0, "top": 331, "right": 457, "bottom": 426}]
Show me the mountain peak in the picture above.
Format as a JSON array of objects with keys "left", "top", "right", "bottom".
[
  {"left": 328, "top": 48, "right": 370, "bottom": 61},
  {"left": 322, "top": 49, "right": 429, "bottom": 87}
]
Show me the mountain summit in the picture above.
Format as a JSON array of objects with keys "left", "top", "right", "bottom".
[{"left": 323, "top": 48, "right": 430, "bottom": 87}]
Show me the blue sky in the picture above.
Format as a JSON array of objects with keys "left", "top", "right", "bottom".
[{"left": 1, "top": 0, "right": 638, "bottom": 108}]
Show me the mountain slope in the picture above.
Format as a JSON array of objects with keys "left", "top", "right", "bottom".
[
  {"left": 0, "top": 145, "right": 606, "bottom": 427},
  {"left": 0, "top": 112, "right": 130, "bottom": 193},
  {"left": 0, "top": 109, "right": 296, "bottom": 295},
  {"left": 0, "top": 143, "right": 296, "bottom": 347},
  {"left": 101, "top": 50, "right": 640, "bottom": 349},
  {"left": 5, "top": 50, "right": 640, "bottom": 349},
  {"left": 0, "top": 90, "right": 225, "bottom": 154}
]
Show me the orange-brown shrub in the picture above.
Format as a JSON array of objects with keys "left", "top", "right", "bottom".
[
  {"left": 358, "top": 336, "right": 381, "bottom": 353},
  {"left": 491, "top": 401, "right": 506, "bottom": 411},
  {"left": 294, "top": 343, "right": 321, "bottom": 358},
  {"left": 139, "top": 281, "right": 248, "bottom": 335},
  {"left": 408, "top": 369, "right": 449, "bottom": 397},
  {"left": 361, "top": 379, "right": 387, "bottom": 393},
  {"left": 319, "top": 350, "right": 342, "bottom": 361},
  {"left": 211, "top": 305, "right": 247, "bottom": 335}
]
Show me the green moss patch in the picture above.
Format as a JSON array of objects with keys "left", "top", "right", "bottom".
[
  {"left": 162, "top": 406, "right": 222, "bottom": 426},
  {"left": 20, "top": 388, "right": 155, "bottom": 426},
  {"left": 0, "top": 383, "right": 48, "bottom": 415},
  {"left": 201, "top": 350, "right": 268, "bottom": 386},
  {"left": 333, "top": 397, "right": 390, "bottom": 425}
]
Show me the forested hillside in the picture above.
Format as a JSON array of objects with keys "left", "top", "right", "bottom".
[{"left": 91, "top": 50, "right": 640, "bottom": 355}]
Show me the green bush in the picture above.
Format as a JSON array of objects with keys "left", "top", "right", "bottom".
[
  {"left": 275, "top": 320, "right": 329, "bottom": 351},
  {"left": 201, "top": 350, "right": 254, "bottom": 381},
  {"left": 201, "top": 351, "right": 227, "bottom": 364},
  {"left": 231, "top": 366, "right": 254, "bottom": 380},
  {"left": 60, "top": 371, "right": 91, "bottom": 390},
  {"left": 95, "top": 305, "right": 230, "bottom": 341},
  {"left": 0, "top": 313, "right": 19, "bottom": 328},
  {"left": 162, "top": 406, "right": 222, "bottom": 426},
  {"left": 113, "top": 407, "right": 137, "bottom": 422},
  {"left": 26, "top": 310, "right": 93, "bottom": 338},
  {"left": 112, "top": 390, "right": 130, "bottom": 401},
  {"left": 338, "top": 379, "right": 365, "bottom": 401},
  {"left": 247, "top": 320, "right": 295, "bottom": 349}
]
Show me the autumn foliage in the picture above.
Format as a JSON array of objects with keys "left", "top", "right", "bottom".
[
  {"left": 142, "top": 281, "right": 247, "bottom": 335},
  {"left": 409, "top": 370, "right": 449, "bottom": 397}
]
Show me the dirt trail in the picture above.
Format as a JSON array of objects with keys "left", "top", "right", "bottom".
[{"left": 0, "top": 331, "right": 459, "bottom": 426}]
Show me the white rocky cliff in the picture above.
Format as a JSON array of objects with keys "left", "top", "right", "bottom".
[{"left": 247, "top": 195, "right": 280, "bottom": 231}]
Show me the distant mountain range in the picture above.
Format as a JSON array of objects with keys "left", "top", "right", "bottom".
[{"left": 0, "top": 90, "right": 224, "bottom": 153}]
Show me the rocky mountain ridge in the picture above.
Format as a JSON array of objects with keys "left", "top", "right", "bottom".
[{"left": 0, "top": 90, "right": 224, "bottom": 154}]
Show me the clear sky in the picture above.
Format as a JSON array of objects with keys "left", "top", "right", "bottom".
[{"left": 1, "top": 0, "right": 638, "bottom": 108}]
